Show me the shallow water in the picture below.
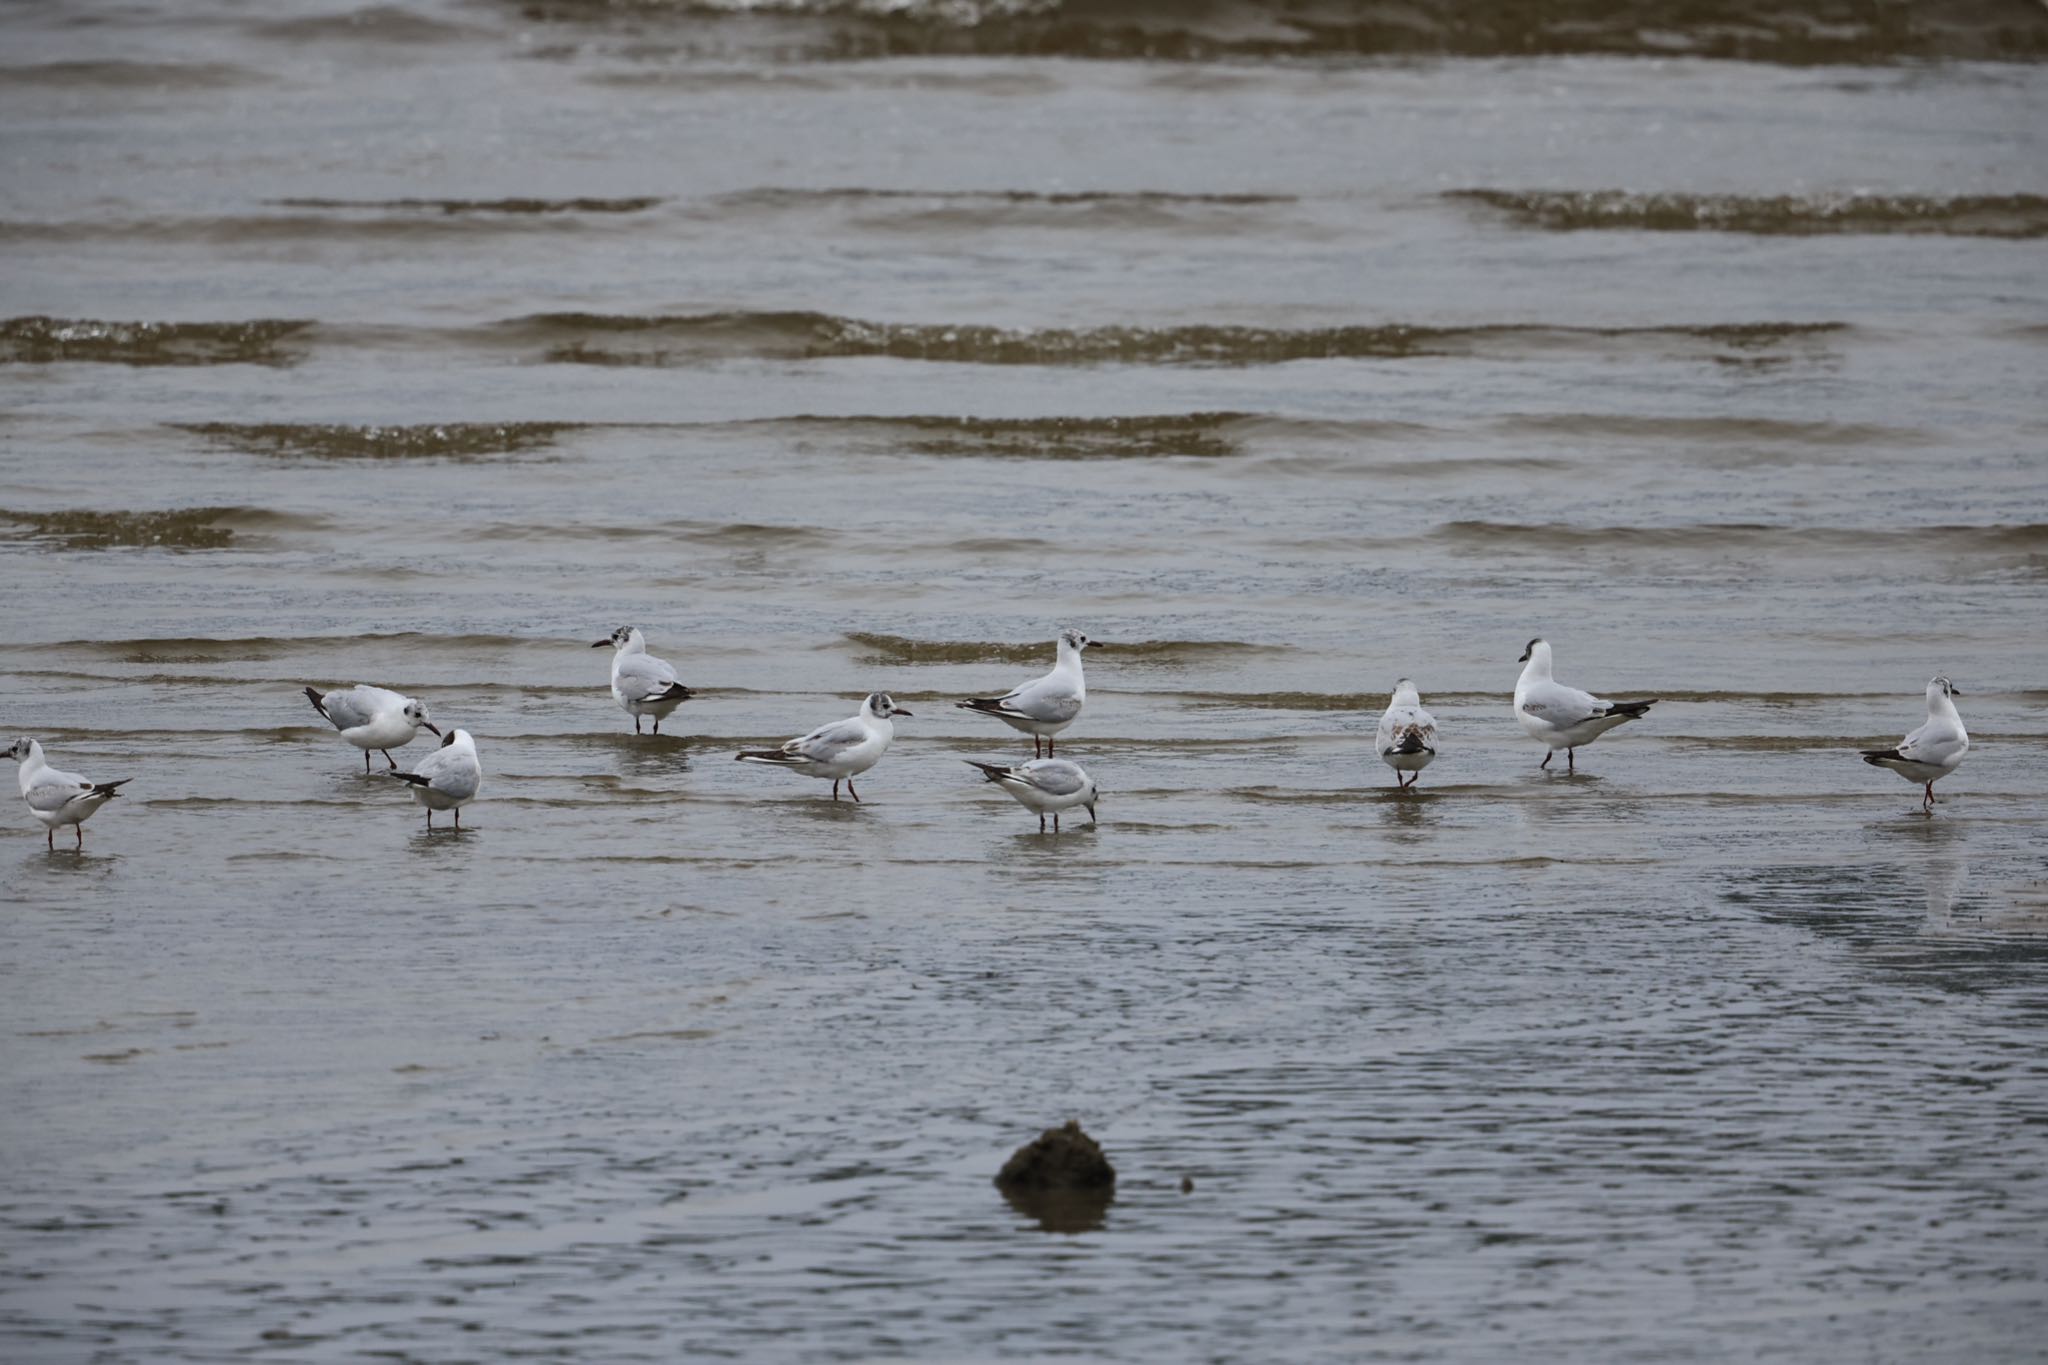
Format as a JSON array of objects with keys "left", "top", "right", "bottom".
[{"left": 4, "top": 1, "right": 2047, "bottom": 1360}]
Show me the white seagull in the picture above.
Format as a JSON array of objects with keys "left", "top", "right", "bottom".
[
  {"left": 1513, "top": 638, "right": 1657, "bottom": 772},
  {"left": 1862, "top": 676, "right": 1968, "bottom": 809},
  {"left": 1375, "top": 679, "right": 1438, "bottom": 788},
  {"left": 735, "top": 692, "right": 909, "bottom": 802},
  {"left": 957, "top": 629, "right": 1101, "bottom": 757},
  {"left": 592, "top": 626, "right": 693, "bottom": 735},
  {"left": 964, "top": 757, "right": 1099, "bottom": 832},
  {"left": 10, "top": 737, "right": 131, "bottom": 850},
  {"left": 304, "top": 684, "right": 439, "bottom": 771},
  {"left": 389, "top": 728, "right": 483, "bottom": 831}
]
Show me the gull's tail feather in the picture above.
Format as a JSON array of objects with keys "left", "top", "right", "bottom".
[
  {"left": 964, "top": 759, "right": 1015, "bottom": 783},
  {"left": 303, "top": 686, "right": 330, "bottom": 721},
  {"left": 1606, "top": 699, "right": 1658, "bottom": 719},
  {"left": 1862, "top": 748, "right": 1906, "bottom": 767},
  {"left": 735, "top": 749, "right": 802, "bottom": 765}
]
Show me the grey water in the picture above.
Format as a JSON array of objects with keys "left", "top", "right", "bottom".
[{"left": 3, "top": 1, "right": 2047, "bottom": 1359}]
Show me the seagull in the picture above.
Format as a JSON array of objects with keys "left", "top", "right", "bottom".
[
  {"left": 10, "top": 737, "right": 131, "bottom": 850},
  {"left": 591, "top": 626, "right": 693, "bottom": 735},
  {"left": 303, "top": 685, "right": 439, "bottom": 771},
  {"left": 964, "top": 757, "right": 1099, "bottom": 832},
  {"left": 1513, "top": 638, "right": 1657, "bottom": 772},
  {"left": 1375, "top": 679, "right": 1438, "bottom": 788},
  {"left": 1862, "top": 676, "right": 1968, "bottom": 810},
  {"left": 389, "top": 728, "right": 482, "bottom": 831},
  {"left": 735, "top": 692, "right": 909, "bottom": 802},
  {"left": 957, "top": 629, "right": 1101, "bottom": 757}
]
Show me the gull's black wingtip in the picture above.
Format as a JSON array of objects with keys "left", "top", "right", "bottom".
[
  {"left": 303, "top": 686, "right": 329, "bottom": 719},
  {"left": 1609, "top": 698, "right": 1659, "bottom": 719},
  {"left": 389, "top": 771, "right": 432, "bottom": 786},
  {"left": 1861, "top": 748, "right": 1904, "bottom": 766},
  {"left": 963, "top": 759, "right": 1011, "bottom": 782}
]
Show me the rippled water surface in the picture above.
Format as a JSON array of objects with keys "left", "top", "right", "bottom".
[{"left": 4, "top": 1, "right": 2047, "bottom": 1359}]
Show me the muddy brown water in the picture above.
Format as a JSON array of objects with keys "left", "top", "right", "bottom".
[{"left": 3, "top": 1, "right": 2047, "bottom": 1359}]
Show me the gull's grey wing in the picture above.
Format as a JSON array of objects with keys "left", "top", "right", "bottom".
[
  {"left": 1379, "top": 704, "right": 1437, "bottom": 751},
  {"left": 25, "top": 777, "right": 91, "bottom": 813},
  {"left": 787, "top": 718, "right": 868, "bottom": 762},
  {"left": 412, "top": 747, "right": 481, "bottom": 800},
  {"left": 997, "top": 673, "right": 1083, "bottom": 724},
  {"left": 319, "top": 685, "right": 400, "bottom": 732},
  {"left": 1899, "top": 717, "right": 1967, "bottom": 767},
  {"left": 614, "top": 652, "right": 681, "bottom": 703},
  {"left": 1518, "top": 679, "right": 1603, "bottom": 727},
  {"left": 1013, "top": 760, "right": 1087, "bottom": 797}
]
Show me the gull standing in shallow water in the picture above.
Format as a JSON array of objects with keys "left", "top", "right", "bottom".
[
  {"left": 303, "top": 685, "right": 439, "bottom": 771},
  {"left": 964, "top": 758, "right": 1099, "bottom": 832},
  {"left": 1862, "top": 676, "right": 1969, "bottom": 810},
  {"left": 390, "top": 728, "right": 482, "bottom": 831},
  {"left": 11, "top": 737, "right": 131, "bottom": 850},
  {"left": 957, "top": 629, "right": 1100, "bottom": 757},
  {"left": 735, "top": 692, "right": 908, "bottom": 802},
  {"left": 592, "top": 626, "right": 692, "bottom": 735},
  {"left": 1513, "top": 638, "right": 1657, "bottom": 773},
  {"left": 1375, "top": 679, "right": 1438, "bottom": 788}
]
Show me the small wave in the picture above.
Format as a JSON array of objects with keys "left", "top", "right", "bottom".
[
  {"left": 250, "top": 5, "right": 482, "bottom": 42},
  {"left": 844, "top": 632, "right": 1286, "bottom": 666},
  {"left": 0, "top": 60, "right": 265, "bottom": 89},
  {"left": 784, "top": 412, "right": 1249, "bottom": 458},
  {"left": 177, "top": 422, "right": 578, "bottom": 459},
  {"left": 0, "top": 507, "right": 308, "bottom": 551},
  {"left": 1430, "top": 521, "right": 2048, "bottom": 554},
  {"left": 1494, "top": 414, "right": 1925, "bottom": 445},
  {"left": 270, "top": 196, "right": 664, "bottom": 215},
  {"left": 507, "top": 311, "right": 1844, "bottom": 368},
  {"left": 1451, "top": 190, "right": 2048, "bottom": 240},
  {"left": 506, "top": 0, "right": 2048, "bottom": 64},
  {"left": 0, "top": 316, "right": 310, "bottom": 367}
]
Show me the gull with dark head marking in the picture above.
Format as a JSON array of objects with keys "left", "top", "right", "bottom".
[
  {"left": 592, "top": 626, "right": 692, "bottom": 735},
  {"left": 736, "top": 692, "right": 908, "bottom": 802},
  {"left": 1862, "top": 676, "right": 1968, "bottom": 810},
  {"left": 964, "top": 757, "right": 1099, "bottom": 833},
  {"left": 389, "top": 728, "right": 482, "bottom": 831},
  {"left": 303, "top": 684, "right": 439, "bottom": 771},
  {"left": 1513, "top": 638, "right": 1657, "bottom": 773},
  {"left": 11, "top": 737, "right": 131, "bottom": 850},
  {"left": 1375, "top": 679, "right": 1438, "bottom": 788},
  {"left": 957, "top": 629, "right": 1101, "bottom": 757}
]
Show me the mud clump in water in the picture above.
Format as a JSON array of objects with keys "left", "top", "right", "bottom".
[{"left": 995, "top": 1120, "right": 1116, "bottom": 1233}]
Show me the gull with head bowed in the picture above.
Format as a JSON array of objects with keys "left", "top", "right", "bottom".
[
  {"left": 11, "top": 737, "right": 131, "bottom": 850},
  {"left": 1513, "top": 638, "right": 1658, "bottom": 773},
  {"left": 1375, "top": 679, "right": 1438, "bottom": 788},
  {"left": 957, "top": 628, "right": 1102, "bottom": 757},
  {"left": 964, "top": 757, "right": 1099, "bottom": 833},
  {"left": 735, "top": 692, "right": 909, "bottom": 802},
  {"left": 1862, "top": 676, "right": 1969, "bottom": 810},
  {"left": 304, "top": 684, "right": 439, "bottom": 771},
  {"left": 389, "top": 728, "right": 483, "bottom": 831},
  {"left": 592, "top": 626, "right": 692, "bottom": 735}
]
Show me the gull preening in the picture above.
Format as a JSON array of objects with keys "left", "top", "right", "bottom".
[
  {"left": 389, "top": 728, "right": 482, "bottom": 830},
  {"left": 736, "top": 692, "right": 909, "bottom": 802},
  {"left": 11, "top": 737, "right": 131, "bottom": 850},
  {"left": 592, "top": 626, "right": 692, "bottom": 735},
  {"left": 957, "top": 629, "right": 1100, "bottom": 757},
  {"left": 964, "top": 757, "right": 1099, "bottom": 832},
  {"left": 304, "top": 684, "right": 439, "bottom": 771},
  {"left": 1862, "top": 676, "right": 1969, "bottom": 809},
  {"left": 1513, "top": 638, "right": 1657, "bottom": 772},
  {"left": 1375, "top": 679, "right": 1438, "bottom": 788}
]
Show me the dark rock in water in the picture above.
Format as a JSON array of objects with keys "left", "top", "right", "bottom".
[
  {"left": 996, "top": 1120, "right": 1115, "bottom": 1190},
  {"left": 996, "top": 1121, "right": 1115, "bottom": 1233}
]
